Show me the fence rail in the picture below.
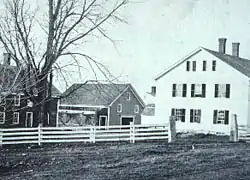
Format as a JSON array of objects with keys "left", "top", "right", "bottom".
[{"left": 0, "top": 123, "right": 169, "bottom": 146}]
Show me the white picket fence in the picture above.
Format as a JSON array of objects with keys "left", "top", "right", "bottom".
[{"left": 0, "top": 123, "right": 169, "bottom": 146}]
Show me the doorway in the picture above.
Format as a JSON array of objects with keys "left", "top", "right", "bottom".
[
  {"left": 25, "top": 112, "right": 33, "bottom": 127},
  {"left": 99, "top": 115, "right": 107, "bottom": 126},
  {"left": 121, "top": 117, "right": 134, "bottom": 125}
]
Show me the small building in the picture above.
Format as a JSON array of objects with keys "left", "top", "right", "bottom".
[
  {"left": 58, "top": 83, "right": 145, "bottom": 127},
  {"left": 154, "top": 38, "right": 250, "bottom": 134},
  {"left": 0, "top": 54, "right": 61, "bottom": 128},
  {"left": 141, "top": 86, "right": 156, "bottom": 124}
]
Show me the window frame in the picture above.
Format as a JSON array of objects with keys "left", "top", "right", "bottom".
[
  {"left": 213, "top": 110, "right": 229, "bottom": 125},
  {"left": 186, "top": 61, "right": 190, "bottom": 71},
  {"left": 125, "top": 92, "right": 131, "bottom": 101},
  {"left": 192, "top": 61, "right": 196, "bottom": 71},
  {"left": 14, "top": 95, "right": 21, "bottom": 106},
  {"left": 13, "top": 112, "right": 20, "bottom": 124},
  {"left": 190, "top": 109, "right": 201, "bottom": 123},
  {"left": 98, "top": 115, "right": 107, "bottom": 126},
  {"left": 171, "top": 108, "right": 185, "bottom": 122},
  {"left": 172, "top": 84, "right": 187, "bottom": 97},
  {"left": 0, "top": 96, "right": 6, "bottom": 105},
  {"left": 202, "top": 60, "right": 207, "bottom": 71},
  {"left": 117, "top": 104, "right": 122, "bottom": 113},
  {"left": 215, "top": 84, "right": 230, "bottom": 98},
  {"left": 134, "top": 105, "right": 139, "bottom": 114},
  {"left": 0, "top": 112, "right": 5, "bottom": 124},
  {"left": 191, "top": 84, "right": 206, "bottom": 98},
  {"left": 212, "top": 60, "right": 216, "bottom": 71}
]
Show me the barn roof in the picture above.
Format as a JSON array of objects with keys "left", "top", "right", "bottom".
[{"left": 60, "top": 83, "right": 145, "bottom": 107}]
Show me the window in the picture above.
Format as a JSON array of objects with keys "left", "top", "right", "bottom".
[
  {"left": 171, "top": 108, "right": 185, "bottom": 122},
  {"left": 26, "top": 112, "right": 33, "bottom": 127},
  {"left": 192, "top": 61, "right": 196, "bottom": 71},
  {"left": 117, "top": 104, "right": 122, "bottom": 113},
  {"left": 215, "top": 84, "right": 230, "bottom": 98},
  {"left": 202, "top": 61, "right": 207, "bottom": 71},
  {"left": 213, "top": 110, "right": 229, "bottom": 124},
  {"left": 99, "top": 116, "right": 107, "bottom": 126},
  {"left": 172, "top": 84, "right": 187, "bottom": 97},
  {"left": 14, "top": 95, "right": 21, "bottom": 106},
  {"left": 134, "top": 105, "right": 139, "bottom": 113},
  {"left": 212, "top": 60, "right": 216, "bottom": 71},
  {"left": 191, "top": 84, "right": 206, "bottom": 97},
  {"left": 125, "top": 92, "right": 130, "bottom": 101},
  {"left": 186, "top": 61, "right": 190, "bottom": 71},
  {"left": 13, "top": 112, "right": 19, "bottom": 124},
  {"left": 0, "top": 112, "right": 5, "bottom": 124},
  {"left": 190, "top": 109, "right": 201, "bottom": 123},
  {"left": 0, "top": 96, "right": 6, "bottom": 105}
]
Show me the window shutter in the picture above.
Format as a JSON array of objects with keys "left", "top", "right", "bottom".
[
  {"left": 226, "top": 84, "right": 230, "bottom": 98},
  {"left": 202, "top": 84, "right": 206, "bottom": 98},
  {"left": 197, "top": 110, "right": 201, "bottom": 123},
  {"left": 191, "top": 84, "right": 195, "bottom": 97},
  {"left": 186, "top": 61, "right": 190, "bottom": 71},
  {"left": 171, "top": 108, "right": 175, "bottom": 116},
  {"left": 225, "top": 110, "right": 229, "bottom": 124},
  {"left": 172, "top": 84, "right": 176, "bottom": 97},
  {"left": 213, "top": 110, "right": 218, "bottom": 124},
  {"left": 215, "top": 84, "right": 219, "bottom": 97},
  {"left": 190, "top": 109, "right": 193, "bottom": 122},
  {"left": 181, "top": 109, "right": 185, "bottom": 122},
  {"left": 182, "top": 84, "right": 187, "bottom": 97},
  {"left": 202, "top": 61, "right": 206, "bottom": 71}
]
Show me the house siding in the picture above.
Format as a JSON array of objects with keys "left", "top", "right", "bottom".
[
  {"left": 155, "top": 49, "right": 249, "bottom": 134},
  {"left": 109, "top": 87, "right": 143, "bottom": 125}
]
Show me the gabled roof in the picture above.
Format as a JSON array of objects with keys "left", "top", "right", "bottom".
[
  {"left": 155, "top": 47, "right": 250, "bottom": 80},
  {"left": 60, "top": 83, "right": 145, "bottom": 107},
  {"left": 0, "top": 64, "right": 61, "bottom": 97}
]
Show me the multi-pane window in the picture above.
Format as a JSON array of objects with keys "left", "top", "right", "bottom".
[
  {"left": 0, "top": 96, "right": 6, "bottom": 105},
  {"left": 191, "top": 84, "right": 206, "bottom": 97},
  {"left": 213, "top": 110, "right": 229, "bottom": 124},
  {"left": 171, "top": 108, "right": 185, "bottom": 122},
  {"left": 172, "top": 84, "right": 187, "bottom": 97},
  {"left": 215, "top": 84, "right": 230, "bottom": 98},
  {"left": 134, "top": 105, "right": 139, "bottom": 113},
  {"left": 212, "top": 60, "right": 216, "bottom": 71},
  {"left": 13, "top": 112, "right": 19, "bottom": 124},
  {"left": 117, "top": 104, "right": 122, "bottom": 113},
  {"left": 125, "top": 92, "right": 130, "bottom": 101},
  {"left": 186, "top": 61, "right": 190, "bottom": 71},
  {"left": 0, "top": 112, "right": 5, "bottom": 124},
  {"left": 202, "top": 61, "right": 207, "bottom": 71},
  {"left": 190, "top": 109, "right": 201, "bottom": 123},
  {"left": 14, "top": 95, "right": 21, "bottom": 106},
  {"left": 192, "top": 61, "right": 196, "bottom": 71}
]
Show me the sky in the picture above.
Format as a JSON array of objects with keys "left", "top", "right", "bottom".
[
  {"left": 2, "top": 0, "right": 250, "bottom": 97},
  {"left": 81, "top": 0, "right": 250, "bottom": 96}
]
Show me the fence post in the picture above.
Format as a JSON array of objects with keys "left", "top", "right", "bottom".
[
  {"left": 93, "top": 126, "right": 96, "bottom": 143},
  {"left": 0, "top": 129, "right": 2, "bottom": 147},
  {"left": 168, "top": 116, "right": 176, "bottom": 143},
  {"left": 38, "top": 123, "right": 42, "bottom": 146},
  {"left": 130, "top": 121, "right": 135, "bottom": 143},
  {"left": 229, "top": 114, "right": 238, "bottom": 142},
  {"left": 90, "top": 126, "right": 96, "bottom": 143}
]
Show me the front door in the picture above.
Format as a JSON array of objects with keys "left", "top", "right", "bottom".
[
  {"left": 99, "top": 116, "right": 107, "bottom": 126},
  {"left": 121, "top": 117, "right": 133, "bottom": 125},
  {"left": 26, "top": 112, "right": 33, "bottom": 127}
]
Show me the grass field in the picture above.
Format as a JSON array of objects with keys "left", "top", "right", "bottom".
[{"left": 1, "top": 134, "right": 250, "bottom": 180}]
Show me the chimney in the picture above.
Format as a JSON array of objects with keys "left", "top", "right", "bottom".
[
  {"left": 151, "top": 86, "right": 156, "bottom": 96},
  {"left": 218, "top": 38, "right": 227, "bottom": 54},
  {"left": 3, "top": 53, "right": 10, "bottom": 65},
  {"left": 232, "top": 42, "right": 240, "bottom": 57}
]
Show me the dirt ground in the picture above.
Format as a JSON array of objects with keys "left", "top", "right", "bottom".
[{"left": 1, "top": 134, "right": 250, "bottom": 180}]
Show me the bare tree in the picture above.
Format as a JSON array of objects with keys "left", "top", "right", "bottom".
[{"left": 0, "top": 0, "right": 129, "bottom": 126}]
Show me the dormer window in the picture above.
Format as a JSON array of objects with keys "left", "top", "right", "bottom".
[
  {"left": 14, "top": 95, "right": 21, "bottom": 106},
  {"left": 125, "top": 92, "right": 130, "bottom": 101}
]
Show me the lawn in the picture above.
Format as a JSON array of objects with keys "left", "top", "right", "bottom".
[{"left": 1, "top": 134, "right": 250, "bottom": 180}]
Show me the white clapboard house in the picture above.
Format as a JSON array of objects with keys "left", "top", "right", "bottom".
[{"left": 154, "top": 38, "right": 250, "bottom": 133}]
